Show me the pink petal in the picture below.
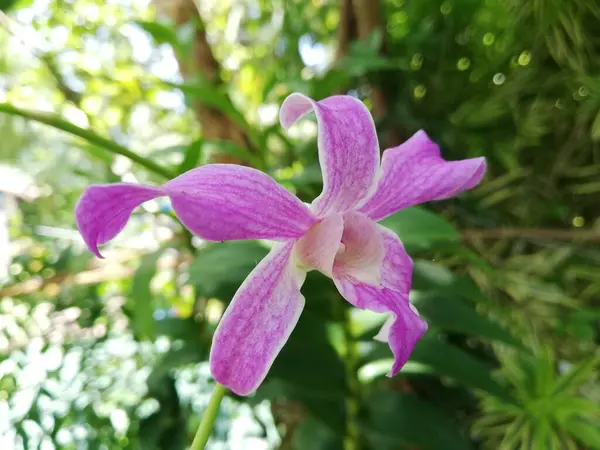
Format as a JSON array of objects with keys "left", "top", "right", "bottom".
[
  {"left": 333, "top": 212, "right": 385, "bottom": 287},
  {"left": 359, "top": 130, "right": 486, "bottom": 222},
  {"left": 210, "top": 242, "right": 306, "bottom": 395},
  {"left": 294, "top": 214, "right": 344, "bottom": 277},
  {"left": 75, "top": 183, "right": 164, "bottom": 258},
  {"left": 333, "top": 224, "right": 424, "bottom": 375},
  {"left": 280, "top": 93, "right": 380, "bottom": 216},
  {"left": 378, "top": 297, "right": 428, "bottom": 376},
  {"left": 164, "top": 164, "right": 317, "bottom": 241},
  {"left": 378, "top": 226, "right": 413, "bottom": 293},
  {"left": 334, "top": 280, "right": 426, "bottom": 376}
]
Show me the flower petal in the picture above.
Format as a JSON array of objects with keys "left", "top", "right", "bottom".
[
  {"left": 333, "top": 212, "right": 385, "bottom": 287},
  {"left": 280, "top": 93, "right": 380, "bottom": 216},
  {"left": 210, "top": 242, "right": 306, "bottom": 395},
  {"left": 75, "top": 183, "right": 164, "bottom": 258},
  {"left": 333, "top": 224, "right": 423, "bottom": 375},
  {"left": 334, "top": 279, "right": 427, "bottom": 376},
  {"left": 294, "top": 214, "right": 344, "bottom": 277},
  {"left": 164, "top": 164, "right": 317, "bottom": 241},
  {"left": 359, "top": 130, "right": 486, "bottom": 222},
  {"left": 378, "top": 226, "right": 413, "bottom": 294},
  {"left": 376, "top": 297, "right": 428, "bottom": 376}
]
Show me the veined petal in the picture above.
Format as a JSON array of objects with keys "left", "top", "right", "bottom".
[
  {"left": 378, "top": 226, "right": 413, "bottom": 294},
  {"left": 280, "top": 93, "right": 380, "bottom": 216},
  {"left": 334, "top": 280, "right": 427, "bottom": 376},
  {"left": 359, "top": 130, "right": 486, "bottom": 222},
  {"left": 294, "top": 214, "right": 344, "bottom": 277},
  {"left": 210, "top": 242, "right": 306, "bottom": 395},
  {"left": 376, "top": 297, "right": 428, "bottom": 376},
  {"left": 333, "top": 212, "right": 385, "bottom": 287},
  {"left": 333, "top": 224, "right": 423, "bottom": 375},
  {"left": 75, "top": 183, "right": 164, "bottom": 258},
  {"left": 164, "top": 164, "right": 317, "bottom": 241}
]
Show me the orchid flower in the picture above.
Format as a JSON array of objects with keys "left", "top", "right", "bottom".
[{"left": 75, "top": 93, "right": 486, "bottom": 396}]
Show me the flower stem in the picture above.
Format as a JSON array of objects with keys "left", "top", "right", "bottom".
[
  {"left": 190, "top": 383, "right": 227, "bottom": 450},
  {"left": 343, "top": 308, "right": 362, "bottom": 450}
]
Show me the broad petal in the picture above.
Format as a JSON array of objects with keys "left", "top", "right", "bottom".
[
  {"left": 294, "top": 214, "right": 344, "bottom": 277},
  {"left": 334, "top": 279, "right": 427, "bottom": 376},
  {"left": 333, "top": 212, "right": 385, "bottom": 287},
  {"left": 359, "top": 130, "right": 486, "bottom": 222},
  {"left": 210, "top": 242, "right": 306, "bottom": 395},
  {"left": 280, "top": 93, "right": 380, "bottom": 216},
  {"left": 164, "top": 164, "right": 317, "bottom": 241},
  {"left": 75, "top": 183, "right": 164, "bottom": 258}
]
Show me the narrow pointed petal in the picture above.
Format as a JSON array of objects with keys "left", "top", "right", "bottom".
[
  {"left": 359, "top": 130, "right": 486, "bottom": 222},
  {"left": 75, "top": 183, "right": 164, "bottom": 258},
  {"left": 333, "top": 212, "right": 385, "bottom": 287},
  {"left": 280, "top": 93, "right": 380, "bottom": 216},
  {"left": 164, "top": 164, "right": 317, "bottom": 241},
  {"left": 294, "top": 214, "right": 344, "bottom": 277},
  {"left": 210, "top": 242, "right": 306, "bottom": 395}
]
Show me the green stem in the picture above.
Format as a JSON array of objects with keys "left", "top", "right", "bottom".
[
  {"left": 0, "top": 103, "right": 175, "bottom": 179},
  {"left": 190, "top": 383, "right": 227, "bottom": 450},
  {"left": 343, "top": 308, "right": 362, "bottom": 450}
]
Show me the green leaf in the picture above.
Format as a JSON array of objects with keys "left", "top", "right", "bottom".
[
  {"left": 451, "top": 96, "right": 510, "bottom": 128},
  {"left": 177, "top": 139, "right": 203, "bottom": 174},
  {"left": 255, "top": 312, "right": 347, "bottom": 434},
  {"left": 130, "top": 250, "right": 164, "bottom": 340},
  {"left": 301, "top": 271, "right": 339, "bottom": 321},
  {"left": 411, "top": 338, "right": 512, "bottom": 399},
  {"left": 364, "top": 389, "right": 474, "bottom": 450},
  {"left": 189, "top": 241, "right": 268, "bottom": 300},
  {"left": 204, "top": 139, "right": 264, "bottom": 169},
  {"left": 293, "top": 417, "right": 344, "bottom": 450},
  {"left": 361, "top": 337, "right": 511, "bottom": 399},
  {"left": 380, "top": 207, "right": 460, "bottom": 250},
  {"left": 565, "top": 419, "right": 600, "bottom": 449},
  {"left": 412, "top": 260, "right": 491, "bottom": 305},
  {"left": 0, "top": 103, "right": 174, "bottom": 179},
  {"left": 135, "top": 21, "right": 180, "bottom": 48},
  {"left": 270, "top": 312, "right": 347, "bottom": 397},
  {"left": 412, "top": 291, "right": 521, "bottom": 348},
  {"left": 591, "top": 109, "right": 600, "bottom": 142},
  {"left": 552, "top": 356, "right": 600, "bottom": 395},
  {"left": 168, "top": 81, "right": 259, "bottom": 148},
  {"left": 0, "top": 0, "right": 32, "bottom": 12}
]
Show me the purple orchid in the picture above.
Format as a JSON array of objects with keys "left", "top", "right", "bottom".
[{"left": 75, "top": 93, "right": 486, "bottom": 396}]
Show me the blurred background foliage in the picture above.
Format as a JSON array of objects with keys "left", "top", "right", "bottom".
[{"left": 0, "top": 0, "right": 599, "bottom": 448}]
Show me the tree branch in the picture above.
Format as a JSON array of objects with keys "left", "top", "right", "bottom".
[
  {"left": 462, "top": 228, "right": 600, "bottom": 242},
  {"left": 156, "top": 0, "right": 256, "bottom": 164}
]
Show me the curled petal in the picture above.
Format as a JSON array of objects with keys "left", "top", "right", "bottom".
[
  {"left": 294, "top": 214, "right": 344, "bottom": 277},
  {"left": 334, "top": 279, "right": 427, "bottom": 376},
  {"left": 164, "top": 164, "right": 317, "bottom": 241},
  {"left": 333, "top": 224, "right": 422, "bottom": 375},
  {"left": 374, "top": 298, "right": 428, "bottom": 376},
  {"left": 280, "top": 93, "right": 380, "bottom": 216},
  {"left": 75, "top": 183, "right": 164, "bottom": 258},
  {"left": 359, "top": 130, "right": 486, "bottom": 222},
  {"left": 334, "top": 212, "right": 385, "bottom": 287},
  {"left": 210, "top": 242, "right": 306, "bottom": 395}
]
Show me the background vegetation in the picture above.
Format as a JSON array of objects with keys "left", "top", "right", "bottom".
[{"left": 1, "top": 0, "right": 599, "bottom": 448}]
